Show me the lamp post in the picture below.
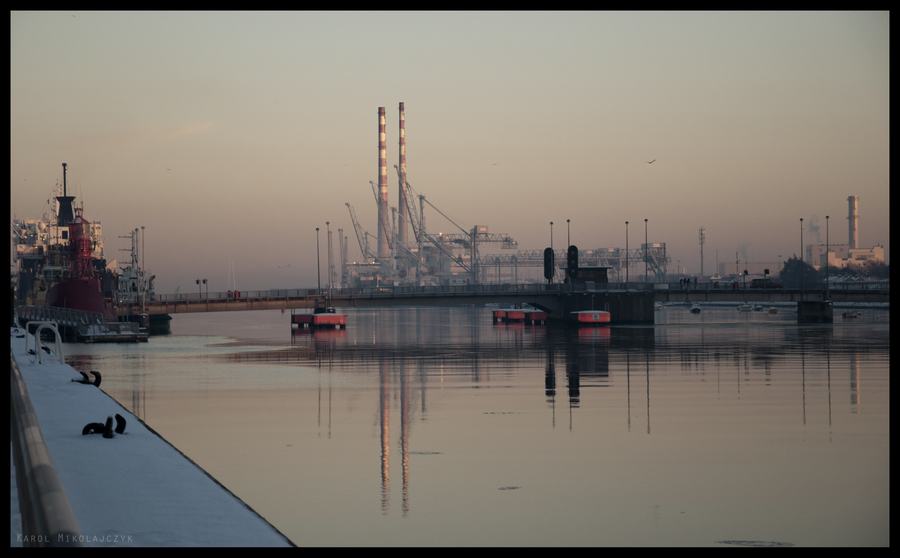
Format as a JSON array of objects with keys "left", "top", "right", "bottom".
[
  {"left": 141, "top": 225, "right": 146, "bottom": 315},
  {"left": 644, "top": 218, "right": 648, "bottom": 283},
  {"left": 315, "top": 226, "right": 321, "bottom": 296},
  {"left": 825, "top": 215, "right": 830, "bottom": 298},
  {"left": 800, "top": 217, "right": 804, "bottom": 299},
  {"left": 625, "top": 220, "right": 629, "bottom": 288},
  {"left": 196, "top": 278, "right": 200, "bottom": 304},
  {"left": 566, "top": 218, "right": 570, "bottom": 248},
  {"left": 549, "top": 221, "right": 554, "bottom": 282},
  {"left": 203, "top": 278, "right": 207, "bottom": 311}
]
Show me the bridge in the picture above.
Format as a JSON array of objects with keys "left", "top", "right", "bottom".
[{"left": 138, "top": 282, "right": 888, "bottom": 324}]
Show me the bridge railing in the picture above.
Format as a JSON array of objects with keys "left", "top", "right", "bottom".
[
  {"left": 16, "top": 305, "right": 104, "bottom": 327},
  {"left": 10, "top": 353, "right": 82, "bottom": 546},
  {"left": 152, "top": 281, "right": 886, "bottom": 303}
]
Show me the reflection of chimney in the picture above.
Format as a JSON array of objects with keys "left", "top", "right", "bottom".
[
  {"left": 397, "top": 102, "right": 408, "bottom": 247},
  {"left": 400, "top": 364, "right": 410, "bottom": 516},
  {"left": 377, "top": 107, "right": 389, "bottom": 260},
  {"left": 379, "top": 359, "right": 391, "bottom": 514},
  {"left": 847, "top": 195, "right": 859, "bottom": 250}
]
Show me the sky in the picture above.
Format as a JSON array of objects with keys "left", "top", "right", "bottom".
[{"left": 10, "top": 11, "right": 890, "bottom": 292}]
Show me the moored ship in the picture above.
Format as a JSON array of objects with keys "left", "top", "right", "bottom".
[{"left": 12, "top": 162, "right": 167, "bottom": 340}]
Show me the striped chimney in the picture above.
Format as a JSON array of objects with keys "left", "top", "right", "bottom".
[
  {"left": 397, "top": 102, "right": 408, "bottom": 247},
  {"left": 377, "top": 107, "right": 389, "bottom": 259}
]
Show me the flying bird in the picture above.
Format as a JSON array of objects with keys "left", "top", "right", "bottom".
[{"left": 647, "top": 159, "right": 656, "bottom": 164}]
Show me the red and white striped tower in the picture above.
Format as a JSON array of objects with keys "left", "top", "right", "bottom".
[
  {"left": 377, "top": 107, "right": 389, "bottom": 260},
  {"left": 397, "top": 102, "right": 408, "bottom": 247}
]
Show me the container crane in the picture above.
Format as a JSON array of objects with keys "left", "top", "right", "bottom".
[{"left": 345, "top": 203, "right": 375, "bottom": 262}]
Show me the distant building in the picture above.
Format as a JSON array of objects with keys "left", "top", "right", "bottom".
[{"left": 822, "top": 245, "right": 885, "bottom": 270}]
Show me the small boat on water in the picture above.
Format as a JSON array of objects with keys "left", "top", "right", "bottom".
[
  {"left": 689, "top": 304, "right": 702, "bottom": 314},
  {"left": 842, "top": 310, "right": 862, "bottom": 320},
  {"left": 291, "top": 306, "right": 347, "bottom": 330},
  {"left": 736, "top": 303, "right": 752, "bottom": 312},
  {"left": 571, "top": 310, "right": 611, "bottom": 325},
  {"left": 753, "top": 304, "right": 765, "bottom": 312},
  {"left": 767, "top": 307, "right": 778, "bottom": 315},
  {"left": 493, "top": 307, "right": 547, "bottom": 325}
]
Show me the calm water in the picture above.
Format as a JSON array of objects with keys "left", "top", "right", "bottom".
[{"left": 62, "top": 305, "right": 889, "bottom": 547}]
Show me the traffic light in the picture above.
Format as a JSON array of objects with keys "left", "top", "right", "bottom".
[
  {"left": 543, "top": 247, "right": 555, "bottom": 283},
  {"left": 567, "top": 245, "right": 578, "bottom": 281}
]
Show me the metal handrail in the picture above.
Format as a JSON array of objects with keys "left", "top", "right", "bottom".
[
  {"left": 10, "top": 354, "right": 82, "bottom": 546},
  {"left": 24, "top": 322, "right": 64, "bottom": 364}
]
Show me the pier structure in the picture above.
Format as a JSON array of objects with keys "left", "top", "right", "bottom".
[{"left": 9, "top": 327, "right": 295, "bottom": 547}]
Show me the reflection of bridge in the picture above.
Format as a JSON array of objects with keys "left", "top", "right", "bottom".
[{"left": 142, "top": 283, "right": 887, "bottom": 323}]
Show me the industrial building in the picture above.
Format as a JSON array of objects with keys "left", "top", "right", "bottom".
[
  {"left": 337, "top": 103, "right": 670, "bottom": 289},
  {"left": 813, "top": 195, "right": 886, "bottom": 270}
]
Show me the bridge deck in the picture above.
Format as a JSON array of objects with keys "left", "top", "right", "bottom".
[{"left": 138, "top": 284, "right": 888, "bottom": 316}]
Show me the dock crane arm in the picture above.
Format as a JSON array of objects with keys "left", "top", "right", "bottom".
[
  {"left": 345, "top": 202, "right": 374, "bottom": 261},
  {"left": 394, "top": 165, "right": 424, "bottom": 243}
]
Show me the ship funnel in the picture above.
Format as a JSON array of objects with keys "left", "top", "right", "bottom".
[{"left": 56, "top": 161, "right": 76, "bottom": 226}]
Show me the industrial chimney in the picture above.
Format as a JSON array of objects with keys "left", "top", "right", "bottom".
[
  {"left": 397, "top": 102, "right": 408, "bottom": 248},
  {"left": 847, "top": 195, "right": 859, "bottom": 250},
  {"left": 377, "top": 107, "right": 389, "bottom": 260}
]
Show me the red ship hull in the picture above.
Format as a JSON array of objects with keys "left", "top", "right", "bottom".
[{"left": 47, "top": 277, "right": 115, "bottom": 321}]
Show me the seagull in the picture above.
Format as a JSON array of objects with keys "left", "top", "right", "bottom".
[{"left": 647, "top": 159, "right": 656, "bottom": 164}]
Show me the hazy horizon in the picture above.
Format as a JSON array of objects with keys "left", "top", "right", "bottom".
[{"left": 11, "top": 11, "right": 889, "bottom": 292}]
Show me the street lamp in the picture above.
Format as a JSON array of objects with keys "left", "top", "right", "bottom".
[
  {"left": 644, "top": 218, "right": 648, "bottom": 283},
  {"left": 625, "top": 220, "right": 629, "bottom": 288},
  {"left": 825, "top": 215, "right": 830, "bottom": 297},
  {"left": 549, "top": 221, "right": 554, "bottom": 282},
  {"left": 315, "top": 226, "right": 321, "bottom": 296},
  {"left": 196, "top": 278, "right": 201, "bottom": 301},
  {"left": 140, "top": 225, "right": 146, "bottom": 315},
  {"left": 566, "top": 218, "right": 570, "bottom": 248},
  {"left": 800, "top": 217, "right": 804, "bottom": 298}
]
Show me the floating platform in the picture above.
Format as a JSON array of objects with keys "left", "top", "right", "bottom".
[
  {"left": 492, "top": 308, "right": 547, "bottom": 325},
  {"left": 570, "top": 310, "right": 611, "bottom": 325},
  {"left": 291, "top": 308, "right": 347, "bottom": 329},
  {"left": 77, "top": 322, "right": 148, "bottom": 343}
]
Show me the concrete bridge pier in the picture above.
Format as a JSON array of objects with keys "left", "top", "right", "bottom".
[
  {"left": 534, "top": 291, "right": 655, "bottom": 324},
  {"left": 797, "top": 300, "right": 834, "bottom": 323}
]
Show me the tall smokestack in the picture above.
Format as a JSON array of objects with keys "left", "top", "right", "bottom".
[
  {"left": 848, "top": 195, "right": 859, "bottom": 250},
  {"left": 377, "top": 107, "right": 389, "bottom": 260},
  {"left": 397, "top": 102, "right": 408, "bottom": 247}
]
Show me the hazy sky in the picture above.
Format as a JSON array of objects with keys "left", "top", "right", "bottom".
[{"left": 11, "top": 11, "right": 889, "bottom": 292}]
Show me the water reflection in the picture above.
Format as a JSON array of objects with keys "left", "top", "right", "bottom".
[{"left": 63, "top": 306, "right": 888, "bottom": 544}]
